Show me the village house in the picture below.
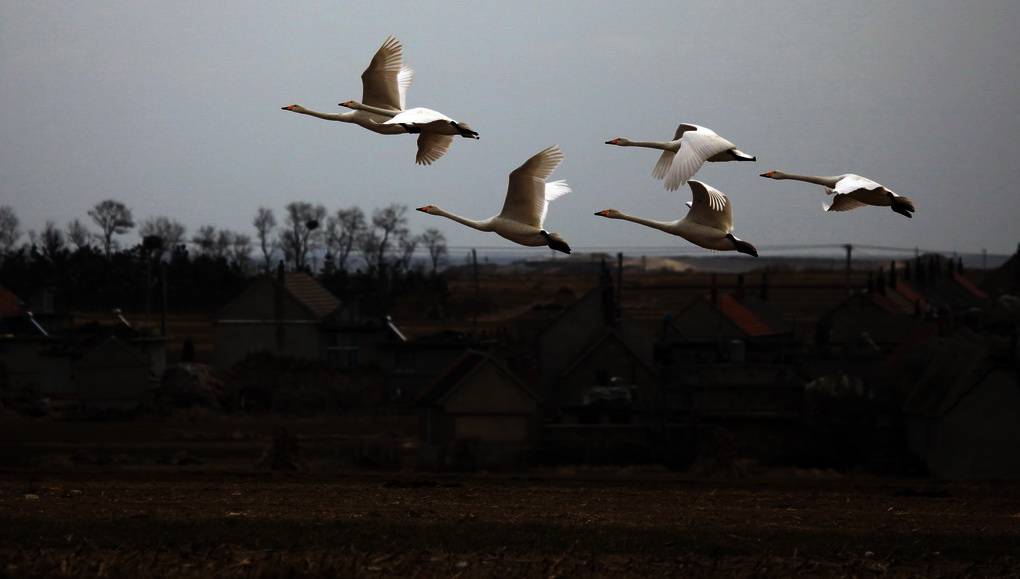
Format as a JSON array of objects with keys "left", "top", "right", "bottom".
[{"left": 417, "top": 349, "right": 542, "bottom": 470}]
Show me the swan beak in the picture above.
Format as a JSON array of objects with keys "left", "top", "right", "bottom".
[
  {"left": 604, "top": 139, "right": 618, "bottom": 145},
  {"left": 594, "top": 210, "right": 608, "bottom": 216},
  {"left": 416, "top": 206, "right": 431, "bottom": 213},
  {"left": 759, "top": 171, "right": 774, "bottom": 178},
  {"left": 281, "top": 105, "right": 295, "bottom": 110},
  {"left": 338, "top": 101, "right": 352, "bottom": 108}
]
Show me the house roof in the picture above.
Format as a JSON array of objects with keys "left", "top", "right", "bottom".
[
  {"left": 0, "top": 285, "right": 23, "bottom": 318},
  {"left": 416, "top": 349, "right": 538, "bottom": 406},
  {"left": 555, "top": 326, "right": 658, "bottom": 380},
  {"left": 282, "top": 272, "right": 341, "bottom": 319},
  {"left": 717, "top": 294, "right": 775, "bottom": 337},
  {"left": 899, "top": 330, "right": 999, "bottom": 418}
]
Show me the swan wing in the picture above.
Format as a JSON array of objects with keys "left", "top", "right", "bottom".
[
  {"left": 824, "top": 193, "right": 869, "bottom": 212},
  {"left": 361, "top": 35, "right": 406, "bottom": 112},
  {"left": 664, "top": 125, "right": 734, "bottom": 190},
  {"left": 831, "top": 174, "right": 883, "bottom": 195},
  {"left": 500, "top": 145, "right": 566, "bottom": 227},
  {"left": 686, "top": 180, "right": 733, "bottom": 232},
  {"left": 396, "top": 66, "right": 414, "bottom": 110},
  {"left": 415, "top": 133, "right": 454, "bottom": 166},
  {"left": 384, "top": 107, "right": 454, "bottom": 126}
]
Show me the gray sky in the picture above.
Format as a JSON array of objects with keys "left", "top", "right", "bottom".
[{"left": 3, "top": 1, "right": 1019, "bottom": 261}]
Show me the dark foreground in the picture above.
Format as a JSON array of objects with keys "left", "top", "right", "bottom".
[{"left": 2, "top": 470, "right": 1018, "bottom": 577}]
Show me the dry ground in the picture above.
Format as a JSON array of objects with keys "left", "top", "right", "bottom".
[{"left": 2, "top": 467, "right": 1018, "bottom": 577}]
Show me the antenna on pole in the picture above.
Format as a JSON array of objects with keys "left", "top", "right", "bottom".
[{"left": 844, "top": 243, "right": 853, "bottom": 292}]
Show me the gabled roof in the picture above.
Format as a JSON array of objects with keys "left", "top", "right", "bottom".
[
  {"left": 717, "top": 294, "right": 774, "bottom": 337},
  {"left": 282, "top": 272, "right": 341, "bottom": 319},
  {"left": 216, "top": 271, "right": 340, "bottom": 323},
  {"left": 0, "top": 285, "right": 23, "bottom": 318},
  {"left": 417, "top": 349, "right": 538, "bottom": 406},
  {"left": 555, "top": 326, "right": 658, "bottom": 380},
  {"left": 899, "top": 330, "right": 1002, "bottom": 418}
]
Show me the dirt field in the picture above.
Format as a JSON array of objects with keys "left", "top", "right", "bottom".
[{"left": 2, "top": 467, "right": 1018, "bottom": 577}]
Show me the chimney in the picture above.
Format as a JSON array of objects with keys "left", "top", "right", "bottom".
[
  {"left": 736, "top": 274, "right": 746, "bottom": 301},
  {"left": 759, "top": 268, "right": 770, "bottom": 302},
  {"left": 710, "top": 274, "right": 718, "bottom": 305}
]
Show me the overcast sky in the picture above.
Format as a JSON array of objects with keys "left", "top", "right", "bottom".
[{"left": 3, "top": 1, "right": 1019, "bottom": 262}]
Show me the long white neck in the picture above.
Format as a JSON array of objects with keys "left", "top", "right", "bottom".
[
  {"left": 287, "top": 105, "right": 355, "bottom": 122},
  {"left": 432, "top": 207, "right": 493, "bottom": 232},
  {"left": 612, "top": 212, "right": 678, "bottom": 234},
  {"left": 770, "top": 171, "right": 840, "bottom": 187},
  {"left": 344, "top": 101, "right": 400, "bottom": 118},
  {"left": 618, "top": 139, "right": 671, "bottom": 151}
]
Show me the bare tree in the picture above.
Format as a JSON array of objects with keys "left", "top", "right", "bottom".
[
  {"left": 420, "top": 227, "right": 448, "bottom": 274},
  {"left": 228, "top": 232, "right": 252, "bottom": 272},
  {"left": 139, "top": 216, "right": 187, "bottom": 253},
  {"left": 66, "top": 219, "right": 91, "bottom": 250},
  {"left": 325, "top": 207, "right": 365, "bottom": 272},
  {"left": 365, "top": 203, "right": 409, "bottom": 273},
  {"left": 0, "top": 205, "right": 21, "bottom": 257},
  {"left": 30, "top": 221, "right": 65, "bottom": 259},
  {"left": 281, "top": 202, "right": 326, "bottom": 271},
  {"left": 191, "top": 225, "right": 230, "bottom": 260},
  {"left": 253, "top": 206, "right": 277, "bottom": 273},
  {"left": 88, "top": 199, "right": 134, "bottom": 257},
  {"left": 394, "top": 232, "right": 421, "bottom": 274}
]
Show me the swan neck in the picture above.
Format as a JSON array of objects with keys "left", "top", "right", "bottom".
[
  {"left": 622, "top": 140, "right": 670, "bottom": 150},
  {"left": 434, "top": 208, "right": 489, "bottom": 231},
  {"left": 773, "top": 172, "right": 838, "bottom": 187},
  {"left": 349, "top": 102, "right": 399, "bottom": 118},
  {"left": 615, "top": 212, "right": 673, "bottom": 232},
  {"left": 292, "top": 107, "right": 352, "bottom": 122}
]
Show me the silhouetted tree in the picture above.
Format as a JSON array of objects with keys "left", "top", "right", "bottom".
[
  {"left": 0, "top": 205, "right": 20, "bottom": 258},
  {"left": 421, "top": 227, "right": 447, "bottom": 274},
  {"left": 325, "top": 207, "right": 365, "bottom": 272},
  {"left": 253, "top": 206, "right": 277, "bottom": 273},
  {"left": 281, "top": 202, "right": 326, "bottom": 271},
  {"left": 139, "top": 216, "right": 187, "bottom": 258},
  {"left": 88, "top": 199, "right": 134, "bottom": 257},
  {"left": 66, "top": 219, "right": 91, "bottom": 250}
]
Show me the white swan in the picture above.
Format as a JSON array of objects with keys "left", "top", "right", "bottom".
[
  {"left": 416, "top": 145, "right": 571, "bottom": 253},
  {"left": 605, "top": 124, "right": 755, "bottom": 190},
  {"left": 340, "top": 100, "right": 479, "bottom": 165},
  {"left": 594, "top": 180, "right": 758, "bottom": 256},
  {"left": 282, "top": 35, "right": 413, "bottom": 135},
  {"left": 759, "top": 170, "right": 915, "bottom": 218}
]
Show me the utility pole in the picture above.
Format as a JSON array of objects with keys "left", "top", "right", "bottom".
[{"left": 844, "top": 244, "right": 853, "bottom": 292}]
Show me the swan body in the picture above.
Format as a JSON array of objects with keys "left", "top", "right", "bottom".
[
  {"left": 759, "top": 170, "right": 915, "bottom": 218},
  {"left": 594, "top": 180, "right": 758, "bottom": 257},
  {"left": 282, "top": 35, "right": 413, "bottom": 135},
  {"left": 605, "top": 124, "right": 755, "bottom": 190},
  {"left": 416, "top": 145, "right": 571, "bottom": 253},
  {"left": 341, "top": 100, "right": 479, "bottom": 165}
]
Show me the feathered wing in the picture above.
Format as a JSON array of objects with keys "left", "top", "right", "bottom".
[
  {"left": 396, "top": 66, "right": 414, "bottom": 110},
  {"left": 831, "top": 174, "right": 883, "bottom": 195},
  {"left": 664, "top": 125, "right": 735, "bottom": 190},
  {"left": 360, "top": 35, "right": 407, "bottom": 111},
  {"left": 824, "top": 194, "right": 870, "bottom": 212},
  {"left": 686, "top": 180, "right": 733, "bottom": 232},
  {"left": 499, "top": 145, "right": 567, "bottom": 228},
  {"left": 385, "top": 107, "right": 454, "bottom": 126},
  {"left": 415, "top": 133, "right": 454, "bottom": 166}
]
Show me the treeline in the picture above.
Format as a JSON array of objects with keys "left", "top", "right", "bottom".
[{"left": 0, "top": 200, "right": 448, "bottom": 314}]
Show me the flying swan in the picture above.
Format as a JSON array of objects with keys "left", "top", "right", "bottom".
[
  {"left": 594, "top": 180, "right": 758, "bottom": 256},
  {"left": 282, "top": 35, "right": 413, "bottom": 136},
  {"left": 759, "top": 171, "right": 915, "bottom": 218},
  {"left": 416, "top": 145, "right": 571, "bottom": 253},
  {"left": 605, "top": 124, "right": 755, "bottom": 191},
  {"left": 340, "top": 100, "right": 479, "bottom": 165}
]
